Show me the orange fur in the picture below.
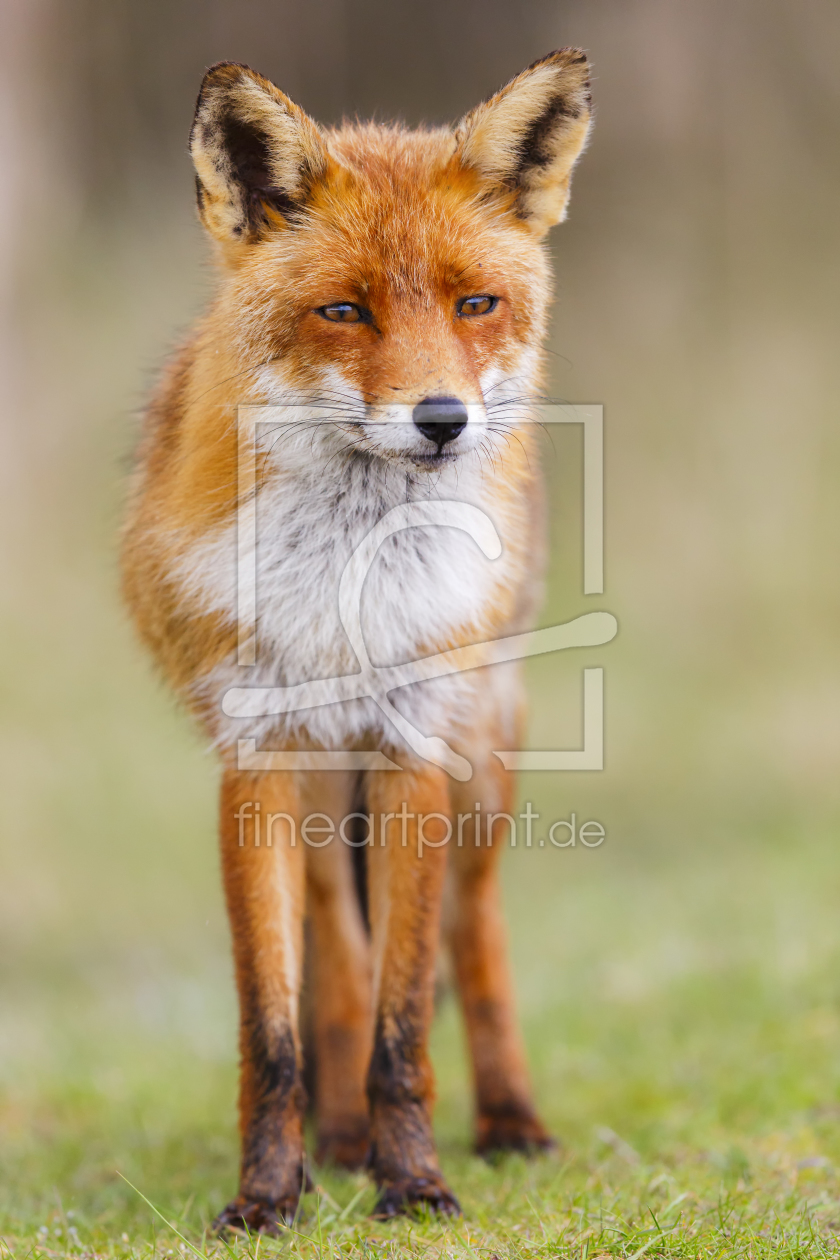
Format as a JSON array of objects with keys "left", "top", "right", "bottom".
[{"left": 302, "top": 773, "right": 373, "bottom": 1168}]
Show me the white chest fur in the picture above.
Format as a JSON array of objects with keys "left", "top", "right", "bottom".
[{"left": 172, "top": 420, "right": 527, "bottom": 756}]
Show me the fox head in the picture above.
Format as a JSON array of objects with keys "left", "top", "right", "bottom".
[{"left": 190, "top": 53, "right": 591, "bottom": 469}]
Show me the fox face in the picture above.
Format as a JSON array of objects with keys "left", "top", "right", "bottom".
[{"left": 190, "top": 54, "right": 591, "bottom": 470}]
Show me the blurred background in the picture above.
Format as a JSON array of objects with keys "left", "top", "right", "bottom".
[{"left": 2, "top": 0, "right": 840, "bottom": 1235}]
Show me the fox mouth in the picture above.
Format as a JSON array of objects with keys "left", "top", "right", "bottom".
[
  {"left": 360, "top": 445, "right": 462, "bottom": 473},
  {"left": 412, "top": 447, "right": 461, "bottom": 468},
  {"left": 339, "top": 399, "right": 479, "bottom": 471},
  {"left": 339, "top": 434, "right": 462, "bottom": 471},
  {"left": 338, "top": 421, "right": 469, "bottom": 471}
]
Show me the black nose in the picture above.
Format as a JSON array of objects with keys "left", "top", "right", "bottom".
[{"left": 412, "top": 396, "right": 468, "bottom": 446}]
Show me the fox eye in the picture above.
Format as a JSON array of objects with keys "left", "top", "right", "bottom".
[
  {"left": 457, "top": 295, "right": 498, "bottom": 317},
  {"left": 317, "top": 302, "right": 370, "bottom": 324}
]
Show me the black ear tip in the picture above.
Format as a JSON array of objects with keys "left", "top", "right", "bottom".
[
  {"left": 196, "top": 60, "right": 263, "bottom": 106},
  {"left": 543, "top": 47, "right": 589, "bottom": 65},
  {"left": 202, "top": 59, "right": 254, "bottom": 82},
  {"left": 525, "top": 48, "right": 591, "bottom": 81}
]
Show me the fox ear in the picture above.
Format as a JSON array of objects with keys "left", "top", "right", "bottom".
[
  {"left": 456, "top": 49, "right": 591, "bottom": 234},
  {"left": 190, "top": 62, "right": 328, "bottom": 246}
]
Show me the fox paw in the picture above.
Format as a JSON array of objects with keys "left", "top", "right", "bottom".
[
  {"left": 372, "top": 1175, "right": 461, "bottom": 1219},
  {"left": 476, "top": 1109, "right": 557, "bottom": 1159},
  {"left": 213, "top": 1194, "right": 301, "bottom": 1235}
]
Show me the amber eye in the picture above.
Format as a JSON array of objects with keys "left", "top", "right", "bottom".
[
  {"left": 457, "top": 295, "right": 498, "bottom": 317},
  {"left": 317, "top": 302, "right": 370, "bottom": 324}
]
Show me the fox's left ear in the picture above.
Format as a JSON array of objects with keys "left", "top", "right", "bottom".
[{"left": 455, "top": 49, "right": 591, "bottom": 234}]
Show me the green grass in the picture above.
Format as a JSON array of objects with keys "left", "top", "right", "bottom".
[{"left": 4, "top": 676, "right": 840, "bottom": 1260}]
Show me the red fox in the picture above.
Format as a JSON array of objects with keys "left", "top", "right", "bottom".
[{"left": 121, "top": 50, "right": 591, "bottom": 1230}]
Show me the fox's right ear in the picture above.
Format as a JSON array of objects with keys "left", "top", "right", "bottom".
[
  {"left": 456, "top": 49, "right": 592, "bottom": 234},
  {"left": 190, "top": 62, "right": 328, "bottom": 249}
]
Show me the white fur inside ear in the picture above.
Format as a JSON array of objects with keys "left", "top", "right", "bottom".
[
  {"left": 232, "top": 76, "right": 317, "bottom": 201},
  {"left": 457, "top": 51, "right": 591, "bottom": 232},
  {"left": 460, "top": 62, "right": 572, "bottom": 180},
  {"left": 190, "top": 64, "right": 327, "bottom": 243}
]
